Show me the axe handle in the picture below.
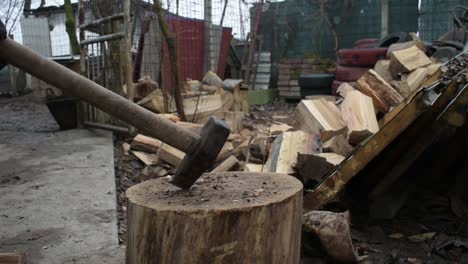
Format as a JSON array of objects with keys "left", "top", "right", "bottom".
[{"left": 0, "top": 38, "right": 200, "bottom": 154}]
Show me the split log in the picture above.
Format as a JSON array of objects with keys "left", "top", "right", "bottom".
[
  {"left": 425, "top": 63, "right": 441, "bottom": 76},
  {"left": 203, "top": 70, "right": 224, "bottom": 87},
  {"left": 265, "top": 131, "right": 320, "bottom": 174},
  {"left": 132, "top": 151, "right": 159, "bottom": 165},
  {"left": 336, "top": 83, "right": 356, "bottom": 98},
  {"left": 176, "top": 121, "right": 203, "bottom": 134},
  {"left": 244, "top": 163, "right": 265, "bottom": 172},
  {"left": 220, "top": 111, "right": 244, "bottom": 134},
  {"left": 126, "top": 172, "right": 303, "bottom": 264},
  {"left": 399, "top": 67, "right": 429, "bottom": 97},
  {"left": 356, "top": 70, "right": 403, "bottom": 114},
  {"left": 201, "top": 85, "right": 218, "bottom": 93},
  {"left": 303, "top": 211, "right": 358, "bottom": 263},
  {"left": 304, "top": 95, "right": 338, "bottom": 102},
  {"left": 183, "top": 80, "right": 201, "bottom": 92},
  {"left": 374, "top": 60, "right": 393, "bottom": 83},
  {"left": 122, "top": 142, "right": 131, "bottom": 155},
  {"left": 270, "top": 122, "right": 293, "bottom": 135},
  {"left": 211, "top": 155, "right": 240, "bottom": 172},
  {"left": 134, "top": 76, "right": 159, "bottom": 98},
  {"left": 386, "top": 40, "right": 425, "bottom": 57},
  {"left": 158, "top": 113, "right": 180, "bottom": 123},
  {"left": 131, "top": 134, "right": 184, "bottom": 166},
  {"left": 295, "top": 153, "right": 345, "bottom": 185},
  {"left": 137, "top": 90, "right": 224, "bottom": 123},
  {"left": 249, "top": 136, "right": 270, "bottom": 162},
  {"left": 215, "top": 138, "right": 250, "bottom": 164},
  {"left": 389, "top": 45, "right": 431, "bottom": 78},
  {"left": 293, "top": 98, "right": 347, "bottom": 142},
  {"left": 341, "top": 90, "right": 379, "bottom": 145},
  {"left": 138, "top": 166, "right": 169, "bottom": 182},
  {"left": 322, "top": 134, "right": 354, "bottom": 157}
]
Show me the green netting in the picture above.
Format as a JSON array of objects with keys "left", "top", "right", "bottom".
[
  {"left": 419, "top": 0, "right": 467, "bottom": 41},
  {"left": 253, "top": 0, "right": 419, "bottom": 62}
]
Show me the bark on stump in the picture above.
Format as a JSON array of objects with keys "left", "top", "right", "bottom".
[{"left": 126, "top": 172, "right": 303, "bottom": 264}]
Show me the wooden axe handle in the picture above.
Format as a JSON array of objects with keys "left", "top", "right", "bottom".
[{"left": 0, "top": 37, "right": 200, "bottom": 154}]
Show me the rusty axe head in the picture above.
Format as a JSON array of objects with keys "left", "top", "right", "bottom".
[{"left": 170, "top": 117, "right": 230, "bottom": 189}]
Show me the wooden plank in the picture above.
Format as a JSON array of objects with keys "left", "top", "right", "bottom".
[
  {"left": 0, "top": 253, "right": 25, "bottom": 264},
  {"left": 356, "top": 70, "right": 403, "bottom": 114},
  {"left": 303, "top": 80, "right": 458, "bottom": 211},
  {"left": 294, "top": 98, "right": 347, "bottom": 142}
]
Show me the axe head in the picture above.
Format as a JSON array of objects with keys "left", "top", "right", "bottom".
[{"left": 170, "top": 117, "right": 230, "bottom": 189}]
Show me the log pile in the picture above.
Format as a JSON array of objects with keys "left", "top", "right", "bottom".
[
  {"left": 118, "top": 40, "right": 463, "bottom": 264},
  {"left": 124, "top": 43, "right": 440, "bottom": 197}
]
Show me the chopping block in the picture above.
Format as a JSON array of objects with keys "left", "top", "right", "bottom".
[{"left": 0, "top": 20, "right": 230, "bottom": 189}]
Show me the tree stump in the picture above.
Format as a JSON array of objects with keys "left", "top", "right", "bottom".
[{"left": 126, "top": 172, "right": 303, "bottom": 264}]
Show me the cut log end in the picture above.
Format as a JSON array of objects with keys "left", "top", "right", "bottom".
[{"left": 126, "top": 172, "right": 303, "bottom": 264}]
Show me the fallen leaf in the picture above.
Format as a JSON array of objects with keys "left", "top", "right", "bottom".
[
  {"left": 389, "top": 233, "right": 405, "bottom": 239},
  {"left": 407, "top": 232, "right": 436, "bottom": 243},
  {"left": 407, "top": 257, "right": 423, "bottom": 264}
]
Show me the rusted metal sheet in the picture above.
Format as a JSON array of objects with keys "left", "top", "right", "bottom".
[{"left": 162, "top": 16, "right": 232, "bottom": 92}]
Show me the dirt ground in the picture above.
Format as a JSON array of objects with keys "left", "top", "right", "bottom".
[
  {"left": 0, "top": 95, "right": 123, "bottom": 263},
  {"left": 0, "top": 94, "right": 59, "bottom": 132}
]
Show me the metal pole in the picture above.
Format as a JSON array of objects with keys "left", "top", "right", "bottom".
[
  {"left": 204, "top": 0, "right": 214, "bottom": 71},
  {"left": 381, "top": 0, "right": 389, "bottom": 37}
]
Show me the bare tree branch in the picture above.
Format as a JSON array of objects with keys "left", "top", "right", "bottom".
[{"left": 0, "top": 0, "right": 25, "bottom": 35}]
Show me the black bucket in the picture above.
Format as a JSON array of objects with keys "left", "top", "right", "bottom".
[{"left": 45, "top": 91, "right": 79, "bottom": 130}]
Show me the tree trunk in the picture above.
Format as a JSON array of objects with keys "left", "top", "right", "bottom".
[{"left": 126, "top": 172, "right": 303, "bottom": 264}]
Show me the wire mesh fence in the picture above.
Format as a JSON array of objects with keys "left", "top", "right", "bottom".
[
  {"left": 12, "top": 0, "right": 467, "bottom": 102},
  {"left": 419, "top": 0, "right": 467, "bottom": 41}
]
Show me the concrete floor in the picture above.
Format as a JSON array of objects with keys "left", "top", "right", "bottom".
[
  {"left": 0, "top": 127, "right": 124, "bottom": 263},
  {"left": 0, "top": 95, "right": 124, "bottom": 263}
]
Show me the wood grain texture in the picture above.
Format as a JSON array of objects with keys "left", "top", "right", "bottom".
[
  {"left": 373, "top": 60, "right": 393, "bottom": 83},
  {"left": 294, "top": 98, "right": 347, "bottom": 142},
  {"left": 356, "top": 70, "right": 403, "bottom": 114},
  {"left": 126, "top": 172, "right": 303, "bottom": 264},
  {"left": 131, "top": 134, "right": 184, "bottom": 166},
  {"left": 340, "top": 90, "right": 379, "bottom": 145},
  {"left": 389, "top": 45, "right": 431, "bottom": 77},
  {"left": 265, "top": 131, "right": 320, "bottom": 174}
]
